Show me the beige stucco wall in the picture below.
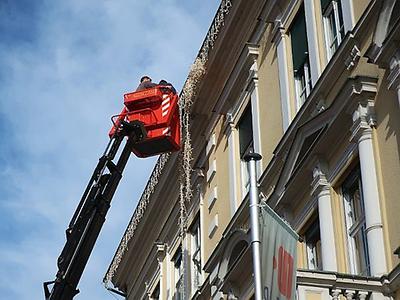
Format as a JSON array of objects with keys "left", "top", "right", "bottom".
[
  {"left": 373, "top": 74, "right": 400, "bottom": 270},
  {"left": 202, "top": 117, "right": 232, "bottom": 263},
  {"left": 257, "top": 23, "right": 284, "bottom": 168},
  {"left": 352, "top": 0, "right": 373, "bottom": 26}
]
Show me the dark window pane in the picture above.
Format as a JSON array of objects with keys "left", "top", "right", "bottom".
[
  {"left": 321, "top": 0, "right": 331, "bottom": 13},
  {"left": 238, "top": 105, "right": 253, "bottom": 157},
  {"left": 290, "top": 6, "right": 309, "bottom": 71}
]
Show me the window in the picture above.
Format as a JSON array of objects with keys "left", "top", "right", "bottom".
[
  {"left": 304, "top": 218, "right": 322, "bottom": 270},
  {"left": 322, "top": 0, "right": 344, "bottom": 60},
  {"left": 150, "top": 283, "right": 160, "bottom": 300},
  {"left": 237, "top": 105, "right": 254, "bottom": 196},
  {"left": 173, "top": 248, "right": 184, "bottom": 300},
  {"left": 190, "top": 219, "right": 202, "bottom": 294},
  {"left": 290, "top": 6, "right": 312, "bottom": 109},
  {"left": 342, "top": 167, "right": 370, "bottom": 276}
]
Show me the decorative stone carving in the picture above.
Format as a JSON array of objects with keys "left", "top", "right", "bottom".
[
  {"left": 350, "top": 100, "right": 376, "bottom": 143},
  {"left": 358, "top": 291, "right": 369, "bottom": 300},
  {"left": 345, "top": 45, "right": 361, "bottom": 70},
  {"left": 345, "top": 289, "right": 356, "bottom": 300},
  {"left": 331, "top": 289, "right": 341, "bottom": 300},
  {"left": 155, "top": 242, "right": 166, "bottom": 263},
  {"left": 311, "top": 160, "right": 329, "bottom": 197}
]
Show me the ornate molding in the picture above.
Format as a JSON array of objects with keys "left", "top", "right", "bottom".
[
  {"left": 345, "top": 45, "right": 361, "bottom": 70},
  {"left": 271, "top": 20, "right": 286, "bottom": 44},
  {"left": 155, "top": 242, "right": 166, "bottom": 263},
  {"left": 311, "top": 160, "right": 330, "bottom": 197},
  {"left": 350, "top": 99, "right": 376, "bottom": 143}
]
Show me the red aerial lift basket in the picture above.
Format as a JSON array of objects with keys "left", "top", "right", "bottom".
[{"left": 110, "top": 86, "right": 180, "bottom": 158}]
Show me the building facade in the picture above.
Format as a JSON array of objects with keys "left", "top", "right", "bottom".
[{"left": 105, "top": 0, "right": 400, "bottom": 299}]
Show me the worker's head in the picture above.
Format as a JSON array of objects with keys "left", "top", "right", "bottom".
[
  {"left": 140, "top": 76, "right": 152, "bottom": 83},
  {"left": 159, "top": 79, "right": 168, "bottom": 85}
]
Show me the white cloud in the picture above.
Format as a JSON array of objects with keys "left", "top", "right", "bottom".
[{"left": 0, "top": 0, "right": 219, "bottom": 299}]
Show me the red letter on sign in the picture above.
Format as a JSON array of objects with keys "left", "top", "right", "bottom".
[{"left": 277, "top": 246, "right": 294, "bottom": 299}]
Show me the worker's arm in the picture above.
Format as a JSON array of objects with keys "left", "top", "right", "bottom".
[{"left": 109, "top": 107, "right": 127, "bottom": 137}]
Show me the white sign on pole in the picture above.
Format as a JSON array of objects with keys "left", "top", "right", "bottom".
[{"left": 260, "top": 204, "right": 298, "bottom": 300}]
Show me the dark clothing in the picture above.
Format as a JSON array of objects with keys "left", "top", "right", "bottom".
[
  {"left": 158, "top": 80, "right": 177, "bottom": 94},
  {"left": 136, "top": 81, "right": 157, "bottom": 91}
]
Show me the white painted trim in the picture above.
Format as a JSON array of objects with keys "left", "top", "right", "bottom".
[
  {"left": 351, "top": 102, "right": 387, "bottom": 276},
  {"left": 304, "top": 0, "right": 322, "bottom": 85},
  {"left": 207, "top": 159, "right": 217, "bottom": 183},
  {"left": 276, "top": 29, "right": 292, "bottom": 131},
  {"left": 341, "top": 0, "right": 354, "bottom": 33},
  {"left": 250, "top": 70, "right": 263, "bottom": 173},
  {"left": 198, "top": 184, "right": 207, "bottom": 284},
  {"left": 208, "top": 214, "right": 219, "bottom": 239},
  {"left": 166, "top": 251, "right": 171, "bottom": 298},
  {"left": 227, "top": 123, "right": 239, "bottom": 215}
]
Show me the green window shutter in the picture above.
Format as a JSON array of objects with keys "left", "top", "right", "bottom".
[
  {"left": 290, "top": 7, "right": 309, "bottom": 72},
  {"left": 320, "top": 0, "right": 331, "bottom": 12}
]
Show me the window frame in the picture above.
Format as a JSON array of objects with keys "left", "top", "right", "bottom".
[
  {"left": 294, "top": 57, "right": 312, "bottom": 110},
  {"left": 237, "top": 104, "right": 254, "bottom": 198},
  {"left": 342, "top": 167, "right": 370, "bottom": 276},
  {"left": 322, "top": 0, "right": 345, "bottom": 60},
  {"left": 150, "top": 282, "right": 160, "bottom": 300},
  {"left": 303, "top": 217, "right": 322, "bottom": 270},
  {"left": 189, "top": 218, "right": 202, "bottom": 294},
  {"left": 290, "top": 5, "right": 312, "bottom": 110},
  {"left": 172, "top": 247, "right": 184, "bottom": 300}
]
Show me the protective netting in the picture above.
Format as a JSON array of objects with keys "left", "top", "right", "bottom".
[{"left": 104, "top": 0, "right": 232, "bottom": 293}]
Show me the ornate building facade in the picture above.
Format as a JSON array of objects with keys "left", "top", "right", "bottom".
[{"left": 105, "top": 0, "right": 400, "bottom": 299}]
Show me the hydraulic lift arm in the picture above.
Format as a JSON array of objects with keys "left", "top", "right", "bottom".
[{"left": 44, "top": 120, "right": 146, "bottom": 300}]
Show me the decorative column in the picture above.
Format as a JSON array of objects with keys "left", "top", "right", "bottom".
[
  {"left": 274, "top": 22, "right": 292, "bottom": 131},
  {"left": 331, "top": 289, "right": 341, "bottom": 300},
  {"left": 250, "top": 64, "right": 263, "bottom": 172},
  {"left": 387, "top": 50, "right": 400, "bottom": 107},
  {"left": 311, "top": 160, "right": 337, "bottom": 271},
  {"left": 226, "top": 114, "right": 239, "bottom": 215},
  {"left": 350, "top": 100, "right": 387, "bottom": 276},
  {"left": 304, "top": 0, "right": 322, "bottom": 84},
  {"left": 345, "top": 290, "right": 356, "bottom": 300}
]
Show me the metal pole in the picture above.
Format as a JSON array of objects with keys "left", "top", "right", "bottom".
[{"left": 244, "top": 152, "right": 263, "bottom": 300}]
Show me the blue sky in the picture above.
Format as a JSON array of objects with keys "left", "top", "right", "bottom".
[{"left": 0, "top": 1, "right": 219, "bottom": 299}]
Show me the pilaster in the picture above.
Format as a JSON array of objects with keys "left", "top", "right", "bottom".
[
  {"left": 226, "top": 114, "right": 239, "bottom": 215},
  {"left": 274, "top": 22, "right": 292, "bottom": 131},
  {"left": 304, "top": 0, "right": 322, "bottom": 84},
  {"left": 156, "top": 243, "right": 166, "bottom": 300},
  {"left": 311, "top": 160, "right": 337, "bottom": 271},
  {"left": 350, "top": 100, "right": 387, "bottom": 276}
]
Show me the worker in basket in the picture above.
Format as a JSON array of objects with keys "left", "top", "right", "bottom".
[
  {"left": 136, "top": 76, "right": 176, "bottom": 94},
  {"left": 109, "top": 76, "right": 177, "bottom": 137}
]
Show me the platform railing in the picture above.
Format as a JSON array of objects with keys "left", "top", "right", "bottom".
[{"left": 296, "top": 269, "right": 391, "bottom": 300}]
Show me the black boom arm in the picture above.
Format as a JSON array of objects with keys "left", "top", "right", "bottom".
[{"left": 44, "top": 121, "right": 146, "bottom": 300}]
